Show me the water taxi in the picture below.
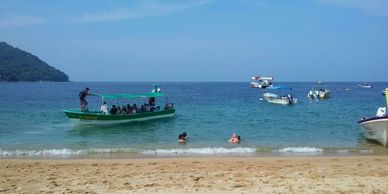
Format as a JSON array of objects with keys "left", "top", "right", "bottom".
[{"left": 64, "top": 91, "right": 175, "bottom": 124}]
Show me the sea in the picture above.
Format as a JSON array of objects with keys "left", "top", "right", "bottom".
[{"left": 0, "top": 82, "right": 387, "bottom": 158}]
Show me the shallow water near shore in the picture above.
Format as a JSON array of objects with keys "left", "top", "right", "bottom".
[{"left": 0, "top": 82, "right": 387, "bottom": 158}]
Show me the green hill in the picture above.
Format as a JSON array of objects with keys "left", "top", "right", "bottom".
[{"left": 0, "top": 41, "right": 69, "bottom": 82}]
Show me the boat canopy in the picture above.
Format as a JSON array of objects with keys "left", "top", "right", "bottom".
[{"left": 97, "top": 92, "right": 165, "bottom": 99}]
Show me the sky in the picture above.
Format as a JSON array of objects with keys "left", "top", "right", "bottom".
[{"left": 0, "top": 0, "right": 387, "bottom": 82}]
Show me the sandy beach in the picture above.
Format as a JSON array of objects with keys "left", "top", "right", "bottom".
[{"left": 1, "top": 156, "right": 388, "bottom": 193}]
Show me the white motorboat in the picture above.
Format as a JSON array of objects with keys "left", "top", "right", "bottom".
[
  {"left": 262, "top": 86, "right": 297, "bottom": 105},
  {"left": 358, "top": 88, "right": 388, "bottom": 147},
  {"left": 357, "top": 83, "right": 373, "bottom": 88},
  {"left": 250, "top": 76, "right": 273, "bottom": 88},
  {"left": 262, "top": 93, "right": 297, "bottom": 105},
  {"left": 307, "top": 84, "right": 330, "bottom": 99}
]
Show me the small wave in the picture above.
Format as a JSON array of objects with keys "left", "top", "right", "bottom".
[
  {"left": 142, "top": 147, "right": 257, "bottom": 155},
  {"left": 0, "top": 148, "right": 138, "bottom": 157},
  {"left": 276, "top": 147, "right": 324, "bottom": 153},
  {"left": 0, "top": 148, "right": 82, "bottom": 157},
  {"left": 360, "top": 149, "right": 374, "bottom": 154},
  {"left": 86, "top": 148, "right": 135, "bottom": 154}
]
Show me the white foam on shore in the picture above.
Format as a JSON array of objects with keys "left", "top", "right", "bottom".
[
  {"left": 0, "top": 148, "right": 82, "bottom": 157},
  {"left": 0, "top": 148, "right": 139, "bottom": 157},
  {"left": 276, "top": 147, "right": 324, "bottom": 153},
  {"left": 142, "top": 147, "right": 257, "bottom": 155}
]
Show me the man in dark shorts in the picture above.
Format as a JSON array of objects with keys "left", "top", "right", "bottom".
[{"left": 79, "top": 87, "right": 90, "bottom": 112}]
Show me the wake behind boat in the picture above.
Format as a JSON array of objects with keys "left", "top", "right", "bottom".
[
  {"left": 64, "top": 87, "right": 175, "bottom": 124},
  {"left": 358, "top": 88, "right": 388, "bottom": 147}
]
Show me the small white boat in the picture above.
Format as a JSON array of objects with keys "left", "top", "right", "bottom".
[
  {"left": 263, "top": 93, "right": 297, "bottom": 105},
  {"left": 358, "top": 88, "right": 388, "bottom": 147},
  {"left": 307, "top": 84, "right": 330, "bottom": 99},
  {"left": 262, "top": 86, "right": 297, "bottom": 105},
  {"left": 250, "top": 76, "right": 273, "bottom": 88},
  {"left": 357, "top": 83, "right": 373, "bottom": 88}
]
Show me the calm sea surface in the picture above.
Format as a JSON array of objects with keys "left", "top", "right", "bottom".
[{"left": 0, "top": 82, "right": 387, "bottom": 158}]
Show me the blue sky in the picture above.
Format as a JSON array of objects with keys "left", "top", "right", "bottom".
[{"left": 1, "top": 0, "right": 387, "bottom": 82}]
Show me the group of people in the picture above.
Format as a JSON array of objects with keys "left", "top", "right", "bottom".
[
  {"left": 178, "top": 132, "right": 241, "bottom": 144},
  {"left": 79, "top": 87, "right": 158, "bottom": 114},
  {"left": 101, "top": 102, "right": 158, "bottom": 115}
]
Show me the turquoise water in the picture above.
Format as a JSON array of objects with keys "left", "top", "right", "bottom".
[{"left": 0, "top": 82, "right": 387, "bottom": 158}]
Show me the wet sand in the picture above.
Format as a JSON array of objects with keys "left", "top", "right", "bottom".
[{"left": 1, "top": 156, "right": 388, "bottom": 193}]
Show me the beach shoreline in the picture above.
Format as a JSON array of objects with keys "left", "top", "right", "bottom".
[{"left": 1, "top": 155, "right": 388, "bottom": 193}]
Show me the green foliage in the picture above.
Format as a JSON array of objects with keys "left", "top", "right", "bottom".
[{"left": 0, "top": 41, "right": 69, "bottom": 82}]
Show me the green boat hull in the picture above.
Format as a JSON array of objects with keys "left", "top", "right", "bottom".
[{"left": 64, "top": 109, "right": 175, "bottom": 124}]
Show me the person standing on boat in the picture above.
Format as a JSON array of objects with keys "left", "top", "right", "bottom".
[{"left": 79, "top": 87, "right": 91, "bottom": 112}]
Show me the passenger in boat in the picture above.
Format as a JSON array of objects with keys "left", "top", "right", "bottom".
[
  {"left": 150, "top": 106, "right": 156, "bottom": 112},
  {"left": 149, "top": 97, "right": 155, "bottom": 106},
  {"left": 110, "top": 105, "right": 118, "bottom": 115},
  {"left": 178, "top": 132, "right": 187, "bottom": 143},
  {"left": 117, "top": 106, "right": 122, "bottom": 114},
  {"left": 79, "top": 87, "right": 91, "bottom": 112},
  {"left": 140, "top": 105, "right": 146, "bottom": 113},
  {"left": 126, "top": 104, "right": 132, "bottom": 114},
  {"left": 100, "top": 101, "right": 109, "bottom": 115},
  {"left": 133, "top": 104, "right": 139, "bottom": 113},
  {"left": 121, "top": 106, "right": 128, "bottom": 114},
  {"left": 143, "top": 103, "right": 149, "bottom": 112}
]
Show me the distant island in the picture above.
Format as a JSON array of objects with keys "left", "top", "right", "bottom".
[{"left": 0, "top": 41, "right": 69, "bottom": 82}]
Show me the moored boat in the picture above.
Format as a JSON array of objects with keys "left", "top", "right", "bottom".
[
  {"left": 64, "top": 89, "right": 175, "bottom": 124},
  {"left": 357, "top": 83, "right": 373, "bottom": 88},
  {"left": 262, "top": 86, "right": 297, "bottom": 105},
  {"left": 250, "top": 76, "right": 273, "bottom": 88},
  {"left": 358, "top": 88, "right": 388, "bottom": 147},
  {"left": 307, "top": 83, "right": 330, "bottom": 99}
]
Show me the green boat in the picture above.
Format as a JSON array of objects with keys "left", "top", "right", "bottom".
[{"left": 64, "top": 92, "right": 175, "bottom": 124}]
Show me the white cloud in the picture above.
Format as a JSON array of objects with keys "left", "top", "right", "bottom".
[
  {"left": 0, "top": 15, "right": 46, "bottom": 28},
  {"left": 79, "top": 0, "right": 211, "bottom": 22},
  {"left": 317, "top": 0, "right": 388, "bottom": 17}
]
